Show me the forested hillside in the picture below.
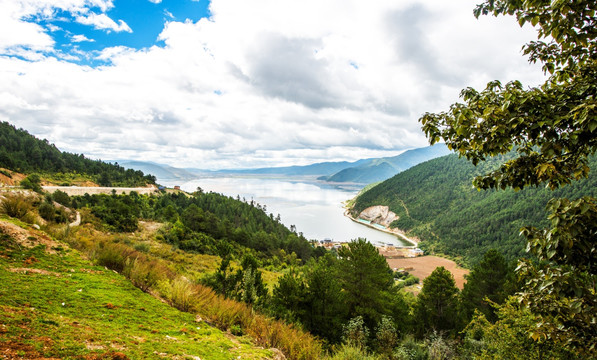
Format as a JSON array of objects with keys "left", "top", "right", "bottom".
[
  {"left": 72, "top": 190, "right": 316, "bottom": 261},
  {"left": 0, "top": 122, "right": 155, "bottom": 186},
  {"left": 352, "top": 153, "right": 597, "bottom": 264}
]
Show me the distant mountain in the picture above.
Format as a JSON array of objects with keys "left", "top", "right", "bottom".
[
  {"left": 117, "top": 144, "right": 450, "bottom": 185},
  {"left": 215, "top": 159, "right": 373, "bottom": 176},
  {"left": 116, "top": 160, "right": 201, "bottom": 182},
  {"left": 117, "top": 158, "right": 376, "bottom": 183},
  {"left": 350, "top": 153, "right": 597, "bottom": 265},
  {"left": 320, "top": 144, "right": 451, "bottom": 184}
]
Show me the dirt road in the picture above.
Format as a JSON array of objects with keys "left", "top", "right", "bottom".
[{"left": 43, "top": 186, "right": 158, "bottom": 196}]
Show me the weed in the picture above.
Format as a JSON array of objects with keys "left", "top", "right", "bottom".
[
  {"left": 123, "top": 256, "right": 167, "bottom": 292},
  {"left": 159, "top": 277, "right": 196, "bottom": 312},
  {"left": 133, "top": 242, "right": 150, "bottom": 253}
]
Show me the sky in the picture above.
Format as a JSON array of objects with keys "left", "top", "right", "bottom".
[{"left": 0, "top": 0, "right": 546, "bottom": 170}]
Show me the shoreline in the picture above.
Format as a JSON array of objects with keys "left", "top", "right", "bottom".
[{"left": 343, "top": 208, "right": 418, "bottom": 248}]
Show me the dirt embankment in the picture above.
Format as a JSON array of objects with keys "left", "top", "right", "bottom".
[
  {"left": 387, "top": 255, "right": 469, "bottom": 289},
  {"left": 0, "top": 219, "right": 64, "bottom": 254},
  {"left": 0, "top": 169, "right": 25, "bottom": 186},
  {"left": 358, "top": 205, "right": 398, "bottom": 227}
]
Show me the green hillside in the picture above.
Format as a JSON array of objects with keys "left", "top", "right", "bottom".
[
  {"left": 0, "top": 221, "right": 274, "bottom": 359},
  {"left": 0, "top": 121, "right": 156, "bottom": 187},
  {"left": 351, "top": 153, "right": 597, "bottom": 264}
]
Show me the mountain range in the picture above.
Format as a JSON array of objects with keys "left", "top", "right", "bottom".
[{"left": 118, "top": 143, "right": 450, "bottom": 185}]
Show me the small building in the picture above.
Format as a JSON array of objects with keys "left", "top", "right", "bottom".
[
  {"left": 412, "top": 248, "right": 424, "bottom": 256},
  {"left": 173, "top": 185, "right": 181, "bottom": 190}
]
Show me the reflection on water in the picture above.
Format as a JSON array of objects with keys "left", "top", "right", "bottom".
[{"left": 173, "top": 176, "right": 409, "bottom": 247}]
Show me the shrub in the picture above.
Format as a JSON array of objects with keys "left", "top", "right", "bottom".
[
  {"left": 94, "top": 242, "right": 135, "bottom": 272},
  {"left": 342, "top": 316, "right": 369, "bottom": 349},
  {"left": 38, "top": 202, "right": 55, "bottom": 221},
  {"left": 52, "top": 190, "right": 71, "bottom": 207},
  {"left": 20, "top": 174, "right": 42, "bottom": 193},
  {"left": 0, "top": 193, "right": 32, "bottom": 219},
  {"left": 426, "top": 332, "right": 455, "bottom": 360},
  {"left": 329, "top": 344, "right": 380, "bottom": 360},
  {"left": 375, "top": 316, "right": 398, "bottom": 357},
  {"left": 133, "top": 242, "right": 150, "bottom": 253},
  {"left": 54, "top": 207, "right": 69, "bottom": 223},
  {"left": 394, "top": 336, "right": 428, "bottom": 360}
]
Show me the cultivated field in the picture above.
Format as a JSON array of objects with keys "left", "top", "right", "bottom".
[{"left": 387, "top": 255, "right": 469, "bottom": 289}]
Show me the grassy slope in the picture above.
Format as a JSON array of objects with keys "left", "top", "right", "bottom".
[{"left": 0, "top": 221, "right": 273, "bottom": 359}]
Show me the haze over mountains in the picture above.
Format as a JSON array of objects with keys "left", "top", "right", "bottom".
[{"left": 119, "top": 144, "right": 450, "bottom": 185}]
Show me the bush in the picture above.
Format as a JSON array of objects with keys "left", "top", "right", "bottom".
[
  {"left": 375, "top": 316, "right": 398, "bottom": 357},
  {"left": 394, "top": 336, "right": 428, "bottom": 360},
  {"left": 329, "top": 344, "right": 380, "bottom": 360},
  {"left": 20, "top": 174, "right": 42, "bottom": 193},
  {"left": 94, "top": 242, "right": 135, "bottom": 272},
  {"left": 38, "top": 202, "right": 55, "bottom": 221},
  {"left": 343, "top": 316, "right": 369, "bottom": 349},
  {"left": 54, "top": 207, "right": 69, "bottom": 223},
  {"left": 52, "top": 190, "right": 71, "bottom": 207},
  {"left": 133, "top": 242, "right": 150, "bottom": 253},
  {"left": 426, "top": 332, "right": 455, "bottom": 360},
  {"left": 0, "top": 193, "right": 32, "bottom": 219}
]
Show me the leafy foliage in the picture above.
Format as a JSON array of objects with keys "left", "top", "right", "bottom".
[
  {"left": 416, "top": 0, "right": 597, "bottom": 356},
  {"left": 517, "top": 197, "right": 597, "bottom": 355},
  {"left": 20, "top": 174, "right": 42, "bottom": 193}
]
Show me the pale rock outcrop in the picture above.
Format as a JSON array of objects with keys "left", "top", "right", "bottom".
[{"left": 358, "top": 205, "right": 398, "bottom": 227}]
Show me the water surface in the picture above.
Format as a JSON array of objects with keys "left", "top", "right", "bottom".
[{"left": 172, "top": 176, "right": 409, "bottom": 247}]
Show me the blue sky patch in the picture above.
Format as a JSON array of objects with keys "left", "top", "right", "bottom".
[{"left": 33, "top": 0, "right": 211, "bottom": 66}]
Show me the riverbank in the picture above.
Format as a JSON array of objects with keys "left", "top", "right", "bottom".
[{"left": 343, "top": 208, "right": 418, "bottom": 247}]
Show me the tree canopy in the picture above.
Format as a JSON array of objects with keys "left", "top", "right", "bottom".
[{"left": 419, "top": 0, "right": 597, "bottom": 356}]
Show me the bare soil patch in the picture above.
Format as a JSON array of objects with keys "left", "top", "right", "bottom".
[
  {"left": 0, "top": 219, "right": 64, "bottom": 253},
  {"left": 0, "top": 169, "right": 25, "bottom": 186},
  {"left": 8, "top": 268, "right": 61, "bottom": 277},
  {"left": 387, "top": 255, "right": 468, "bottom": 289}
]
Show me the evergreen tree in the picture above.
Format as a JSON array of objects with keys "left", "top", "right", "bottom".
[
  {"left": 271, "top": 269, "right": 307, "bottom": 323},
  {"left": 303, "top": 254, "right": 347, "bottom": 343},
  {"left": 460, "top": 249, "right": 512, "bottom": 323},
  {"left": 337, "top": 238, "right": 395, "bottom": 331},
  {"left": 413, "top": 266, "right": 459, "bottom": 337}
]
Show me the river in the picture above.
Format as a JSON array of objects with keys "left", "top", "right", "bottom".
[{"left": 167, "top": 176, "right": 410, "bottom": 247}]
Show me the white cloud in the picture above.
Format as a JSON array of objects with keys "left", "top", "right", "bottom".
[
  {"left": 75, "top": 13, "right": 132, "bottom": 33},
  {"left": 71, "top": 34, "right": 94, "bottom": 42},
  {"left": 0, "top": 0, "right": 547, "bottom": 169}
]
